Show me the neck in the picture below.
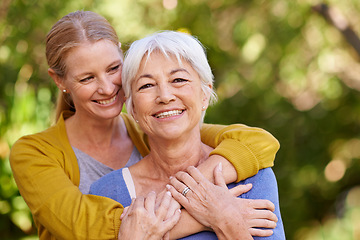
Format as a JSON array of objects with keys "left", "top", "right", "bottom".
[
  {"left": 144, "top": 132, "right": 212, "bottom": 179},
  {"left": 66, "top": 111, "right": 123, "bottom": 148}
]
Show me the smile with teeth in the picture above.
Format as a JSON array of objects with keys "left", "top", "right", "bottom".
[
  {"left": 154, "top": 110, "right": 184, "bottom": 119},
  {"left": 97, "top": 94, "right": 117, "bottom": 105}
]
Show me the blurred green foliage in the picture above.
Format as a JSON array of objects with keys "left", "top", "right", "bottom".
[{"left": 1, "top": 0, "right": 360, "bottom": 239}]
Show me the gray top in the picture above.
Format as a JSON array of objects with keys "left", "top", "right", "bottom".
[{"left": 73, "top": 146, "right": 142, "bottom": 194}]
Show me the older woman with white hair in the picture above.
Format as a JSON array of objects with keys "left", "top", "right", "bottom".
[{"left": 90, "top": 31, "right": 285, "bottom": 239}]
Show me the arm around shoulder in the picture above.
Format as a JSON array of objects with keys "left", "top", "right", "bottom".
[
  {"left": 240, "top": 168, "right": 286, "bottom": 240},
  {"left": 10, "top": 131, "right": 124, "bottom": 240},
  {"left": 201, "top": 123, "right": 280, "bottom": 182}
]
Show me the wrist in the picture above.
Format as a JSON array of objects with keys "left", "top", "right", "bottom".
[{"left": 210, "top": 206, "right": 252, "bottom": 240}]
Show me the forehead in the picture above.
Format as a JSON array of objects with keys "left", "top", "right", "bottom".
[
  {"left": 139, "top": 51, "right": 192, "bottom": 71},
  {"left": 65, "top": 40, "right": 122, "bottom": 74}
]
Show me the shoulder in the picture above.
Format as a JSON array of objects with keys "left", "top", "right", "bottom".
[
  {"left": 91, "top": 168, "right": 125, "bottom": 191},
  {"left": 10, "top": 113, "right": 75, "bottom": 171},
  {"left": 90, "top": 169, "right": 125, "bottom": 197},
  {"left": 238, "top": 168, "right": 279, "bottom": 200},
  {"left": 11, "top": 123, "right": 66, "bottom": 157},
  {"left": 90, "top": 168, "right": 133, "bottom": 207},
  {"left": 12, "top": 112, "right": 68, "bottom": 151}
]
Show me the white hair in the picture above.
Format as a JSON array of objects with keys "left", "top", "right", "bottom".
[{"left": 122, "top": 30, "right": 217, "bottom": 122}]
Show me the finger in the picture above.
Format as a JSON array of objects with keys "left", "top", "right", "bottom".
[
  {"left": 185, "top": 166, "right": 214, "bottom": 194},
  {"left": 251, "top": 209, "right": 278, "bottom": 222},
  {"left": 174, "top": 170, "right": 198, "bottom": 190},
  {"left": 250, "top": 199, "right": 276, "bottom": 212},
  {"left": 163, "top": 232, "right": 170, "bottom": 240},
  {"left": 163, "top": 209, "right": 181, "bottom": 232},
  {"left": 249, "top": 228, "right": 274, "bottom": 237},
  {"left": 229, "top": 183, "right": 252, "bottom": 197},
  {"left": 165, "top": 196, "right": 181, "bottom": 220},
  {"left": 169, "top": 175, "right": 187, "bottom": 190},
  {"left": 166, "top": 184, "right": 189, "bottom": 208},
  {"left": 213, "top": 163, "right": 227, "bottom": 187},
  {"left": 248, "top": 218, "right": 277, "bottom": 229},
  {"left": 132, "top": 196, "right": 145, "bottom": 213},
  {"left": 186, "top": 166, "right": 208, "bottom": 185},
  {"left": 120, "top": 206, "right": 130, "bottom": 220},
  {"left": 144, "top": 191, "right": 156, "bottom": 213},
  {"left": 169, "top": 175, "right": 191, "bottom": 197},
  {"left": 124, "top": 198, "right": 137, "bottom": 217},
  {"left": 156, "top": 191, "right": 172, "bottom": 220}
]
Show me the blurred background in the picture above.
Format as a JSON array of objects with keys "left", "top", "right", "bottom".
[{"left": 1, "top": 0, "right": 360, "bottom": 239}]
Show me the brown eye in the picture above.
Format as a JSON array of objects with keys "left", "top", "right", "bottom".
[
  {"left": 80, "top": 76, "right": 94, "bottom": 82},
  {"left": 110, "top": 65, "right": 120, "bottom": 72},
  {"left": 173, "top": 78, "right": 188, "bottom": 83},
  {"left": 138, "top": 83, "right": 153, "bottom": 91}
]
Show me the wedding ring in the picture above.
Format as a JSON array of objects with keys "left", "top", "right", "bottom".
[{"left": 181, "top": 186, "right": 191, "bottom": 197}]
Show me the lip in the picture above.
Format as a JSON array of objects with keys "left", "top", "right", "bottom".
[
  {"left": 93, "top": 89, "right": 120, "bottom": 106},
  {"left": 153, "top": 109, "right": 185, "bottom": 119}
]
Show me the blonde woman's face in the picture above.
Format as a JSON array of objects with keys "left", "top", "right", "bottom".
[{"left": 63, "top": 40, "right": 124, "bottom": 120}]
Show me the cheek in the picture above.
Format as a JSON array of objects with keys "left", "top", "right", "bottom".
[
  {"left": 114, "top": 72, "right": 122, "bottom": 84},
  {"left": 71, "top": 85, "right": 95, "bottom": 101}
]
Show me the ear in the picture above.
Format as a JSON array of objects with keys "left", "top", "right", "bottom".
[
  {"left": 131, "top": 102, "right": 137, "bottom": 121},
  {"left": 201, "top": 84, "right": 212, "bottom": 110},
  {"left": 48, "top": 68, "right": 66, "bottom": 91}
]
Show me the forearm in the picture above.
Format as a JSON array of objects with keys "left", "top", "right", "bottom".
[
  {"left": 212, "top": 213, "right": 253, "bottom": 240},
  {"left": 201, "top": 123, "right": 280, "bottom": 182},
  {"left": 10, "top": 140, "right": 123, "bottom": 239},
  {"left": 196, "top": 154, "right": 237, "bottom": 184},
  {"left": 168, "top": 210, "right": 210, "bottom": 239}
]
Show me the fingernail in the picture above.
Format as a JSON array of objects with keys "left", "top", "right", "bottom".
[
  {"left": 166, "top": 191, "right": 172, "bottom": 196},
  {"left": 177, "top": 209, "right": 181, "bottom": 213},
  {"left": 166, "top": 184, "right": 171, "bottom": 190},
  {"left": 218, "top": 162, "right": 222, "bottom": 171},
  {"left": 169, "top": 176, "right": 173, "bottom": 180}
]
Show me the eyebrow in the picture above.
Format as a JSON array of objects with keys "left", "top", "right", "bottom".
[
  {"left": 170, "top": 68, "right": 189, "bottom": 75},
  {"left": 74, "top": 60, "right": 122, "bottom": 79},
  {"left": 137, "top": 68, "right": 190, "bottom": 80}
]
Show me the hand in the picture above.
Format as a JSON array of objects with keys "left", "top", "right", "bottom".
[
  {"left": 154, "top": 189, "right": 182, "bottom": 240},
  {"left": 118, "top": 191, "right": 181, "bottom": 240},
  {"left": 168, "top": 164, "right": 277, "bottom": 237},
  {"left": 154, "top": 188, "right": 182, "bottom": 221}
]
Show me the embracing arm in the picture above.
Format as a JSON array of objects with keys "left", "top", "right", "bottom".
[
  {"left": 10, "top": 135, "right": 123, "bottom": 240},
  {"left": 124, "top": 114, "right": 280, "bottom": 183},
  {"left": 168, "top": 166, "right": 278, "bottom": 239},
  {"left": 200, "top": 123, "right": 280, "bottom": 182}
]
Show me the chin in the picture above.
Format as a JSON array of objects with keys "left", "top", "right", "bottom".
[{"left": 97, "top": 108, "right": 123, "bottom": 120}]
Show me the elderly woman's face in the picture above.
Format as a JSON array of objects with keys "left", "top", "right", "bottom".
[{"left": 131, "top": 51, "right": 210, "bottom": 140}]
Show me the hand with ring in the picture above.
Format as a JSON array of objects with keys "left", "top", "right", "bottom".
[
  {"left": 181, "top": 186, "right": 191, "bottom": 197},
  {"left": 167, "top": 164, "right": 278, "bottom": 238}
]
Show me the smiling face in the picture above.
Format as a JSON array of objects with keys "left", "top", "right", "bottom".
[
  {"left": 131, "top": 51, "right": 210, "bottom": 140},
  {"left": 60, "top": 40, "right": 124, "bottom": 120}
]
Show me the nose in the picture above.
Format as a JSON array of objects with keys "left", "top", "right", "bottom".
[
  {"left": 97, "top": 76, "right": 114, "bottom": 95},
  {"left": 155, "top": 84, "right": 175, "bottom": 104}
]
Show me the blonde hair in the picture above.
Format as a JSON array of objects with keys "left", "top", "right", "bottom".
[{"left": 46, "top": 10, "right": 121, "bottom": 120}]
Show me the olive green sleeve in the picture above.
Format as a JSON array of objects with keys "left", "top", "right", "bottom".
[{"left": 200, "top": 123, "right": 280, "bottom": 182}]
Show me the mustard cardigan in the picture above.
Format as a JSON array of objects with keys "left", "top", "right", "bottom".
[{"left": 10, "top": 111, "right": 279, "bottom": 240}]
